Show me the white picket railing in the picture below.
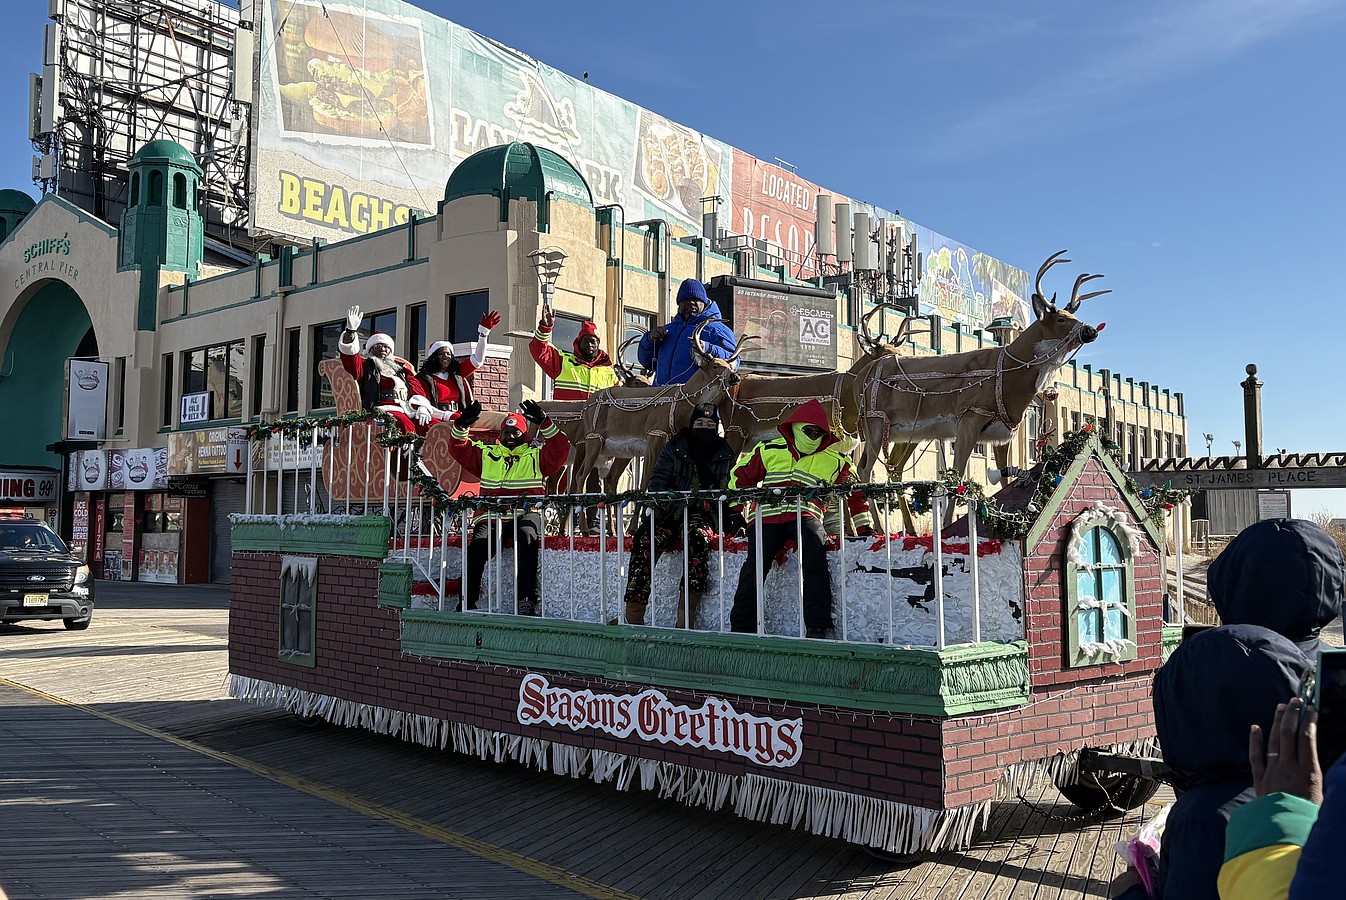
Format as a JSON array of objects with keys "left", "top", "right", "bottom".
[{"left": 244, "top": 423, "right": 1027, "bottom": 650}]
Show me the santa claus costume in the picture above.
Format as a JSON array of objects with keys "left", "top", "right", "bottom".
[
  {"left": 407, "top": 311, "right": 499, "bottom": 426},
  {"left": 338, "top": 331, "right": 421, "bottom": 434}
]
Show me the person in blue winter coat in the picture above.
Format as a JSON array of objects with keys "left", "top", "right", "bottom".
[{"left": 638, "top": 278, "right": 737, "bottom": 386}]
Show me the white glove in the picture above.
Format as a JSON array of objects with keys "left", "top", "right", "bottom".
[
  {"left": 432, "top": 407, "right": 454, "bottom": 422},
  {"left": 345, "top": 306, "right": 362, "bottom": 332},
  {"left": 413, "top": 406, "right": 432, "bottom": 427}
]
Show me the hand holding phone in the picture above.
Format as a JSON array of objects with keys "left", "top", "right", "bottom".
[
  {"left": 1312, "top": 648, "right": 1346, "bottom": 770},
  {"left": 1250, "top": 698, "right": 1323, "bottom": 804}
]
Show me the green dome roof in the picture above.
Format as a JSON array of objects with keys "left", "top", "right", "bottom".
[
  {"left": 444, "top": 142, "right": 593, "bottom": 210},
  {"left": 0, "top": 189, "right": 35, "bottom": 216},
  {"left": 130, "top": 140, "right": 202, "bottom": 174}
]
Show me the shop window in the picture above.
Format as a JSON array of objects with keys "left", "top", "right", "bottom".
[
  {"left": 130, "top": 172, "right": 140, "bottom": 207},
  {"left": 182, "top": 340, "right": 245, "bottom": 423},
  {"left": 1065, "top": 505, "right": 1139, "bottom": 667},
  {"left": 447, "top": 290, "right": 488, "bottom": 344},
  {"left": 311, "top": 309, "right": 395, "bottom": 409},
  {"left": 279, "top": 556, "right": 317, "bottom": 667},
  {"left": 148, "top": 170, "right": 164, "bottom": 206},
  {"left": 105, "top": 496, "right": 126, "bottom": 534}
]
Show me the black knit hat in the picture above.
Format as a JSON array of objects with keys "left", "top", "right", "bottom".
[{"left": 690, "top": 403, "right": 720, "bottom": 424}]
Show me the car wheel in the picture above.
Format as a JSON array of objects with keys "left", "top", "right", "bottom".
[
  {"left": 1056, "top": 771, "right": 1161, "bottom": 815},
  {"left": 63, "top": 613, "right": 93, "bottom": 631}
]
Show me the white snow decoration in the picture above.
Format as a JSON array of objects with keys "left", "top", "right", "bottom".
[
  {"left": 280, "top": 555, "right": 316, "bottom": 582},
  {"left": 1078, "top": 638, "right": 1138, "bottom": 661},
  {"left": 393, "top": 537, "right": 1027, "bottom": 646},
  {"left": 231, "top": 513, "right": 368, "bottom": 530},
  {"left": 1066, "top": 501, "right": 1143, "bottom": 567}
]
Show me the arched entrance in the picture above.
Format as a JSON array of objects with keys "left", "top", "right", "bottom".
[{"left": 0, "top": 279, "right": 97, "bottom": 467}]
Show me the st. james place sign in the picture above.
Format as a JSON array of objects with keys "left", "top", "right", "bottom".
[{"left": 1130, "top": 467, "right": 1346, "bottom": 490}]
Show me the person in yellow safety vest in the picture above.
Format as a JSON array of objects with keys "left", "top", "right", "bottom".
[
  {"left": 728, "top": 399, "right": 873, "bottom": 639},
  {"left": 446, "top": 399, "right": 571, "bottom": 616},
  {"left": 530, "top": 307, "right": 620, "bottom": 400}
]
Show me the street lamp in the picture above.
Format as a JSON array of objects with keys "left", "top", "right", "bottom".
[
  {"left": 528, "top": 247, "right": 567, "bottom": 312},
  {"left": 1203, "top": 433, "right": 1214, "bottom": 457},
  {"left": 1233, "top": 439, "right": 1242, "bottom": 456}
]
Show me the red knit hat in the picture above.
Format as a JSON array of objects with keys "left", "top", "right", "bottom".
[{"left": 502, "top": 413, "right": 527, "bottom": 432}]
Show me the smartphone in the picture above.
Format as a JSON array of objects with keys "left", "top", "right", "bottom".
[
  {"left": 1312, "top": 648, "right": 1346, "bottom": 769},
  {"left": 1181, "top": 623, "right": 1215, "bottom": 643}
]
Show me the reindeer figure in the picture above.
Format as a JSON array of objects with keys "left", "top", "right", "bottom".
[
  {"left": 571, "top": 320, "right": 745, "bottom": 493},
  {"left": 852, "top": 251, "right": 1108, "bottom": 491}
]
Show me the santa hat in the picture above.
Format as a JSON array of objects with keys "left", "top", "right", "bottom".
[
  {"left": 365, "top": 332, "right": 395, "bottom": 354},
  {"left": 426, "top": 340, "right": 453, "bottom": 358},
  {"left": 502, "top": 413, "right": 527, "bottom": 432}
]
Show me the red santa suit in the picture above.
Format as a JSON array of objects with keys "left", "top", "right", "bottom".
[
  {"left": 338, "top": 331, "right": 421, "bottom": 434},
  {"left": 407, "top": 335, "right": 488, "bottom": 425}
]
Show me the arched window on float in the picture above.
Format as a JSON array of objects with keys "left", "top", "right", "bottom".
[{"left": 1064, "top": 503, "right": 1140, "bottom": 667}]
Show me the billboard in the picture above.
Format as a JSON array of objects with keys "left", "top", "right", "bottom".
[
  {"left": 712, "top": 282, "right": 837, "bottom": 371},
  {"left": 254, "top": 0, "right": 729, "bottom": 242},
  {"left": 65, "top": 359, "right": 109, "bottom": 441},
  {"left": 730, "top": 151, "right": 845, "bottom": 279},
  {"left": 108, "top": 448, "right": 170, "bottom": 491},
  {"left": 911, "top": 223, "right": 1032, "bottom": 330}
]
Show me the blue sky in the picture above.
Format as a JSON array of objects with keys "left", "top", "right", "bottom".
[{"left": 2, "top": 1, "right": 1344, "bottom": 513}]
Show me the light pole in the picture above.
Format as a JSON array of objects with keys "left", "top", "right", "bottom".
[
  {"left": 1204, "top": 433, "right": 1213, "bottom": 457},
  {"left": 528, "top": 247, "right": 567, "bottom": 313},
  {"left": 1232, "top": 439, "right": 1242, "bottom": 457}
]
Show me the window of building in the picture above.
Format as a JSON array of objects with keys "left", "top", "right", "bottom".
[
  {"left": 173, "top": 173, "right": 187, "bottom": 209},
  {"left": 130, "top": 172, "right": 140, "bottom": 206},
  {"left": 408, "top": 303, "right": 427, "bottom": 369},
  {"left": 1065, "top": 509, "right": 1139, "bottom": 668},
  {"left": 447, "top": 290, "right": 489, "bottom": 344},
  {"left": 161, "top": 353, "right": 174, "bottom": 426},
  {"left": 148, "top": 170, "right": 164, "bottom": 206},
  {"left": 1139, "top": 427, "right": 1150, "bottom": 461},
  {"left": 1176, "top": 435, "right": 1186, "bottom": 457},
  {"left": 1071, "top": 411, "right": 1081, "bottom": 433},
  {"left": 279, "top": 556, "right": 317, "bottom": 667},
  {"left": 115, "top": 357, "right": 126, "bottom": 432},
  {"left": 623, "top": 309, "right": 654, "bottom": 377},
  {"left": 1024, "top": 402, "right": 1042, "bottom": 463},
  {"left": 1128, "top": 425, "right": 1138, "bottom": 467},
  {"left": 181, "top": 340, "right": 245, "bottom": 422},
  {"left": 285, "top": 329, "right": 300, "bottom": 413},
  {"left": 312, "top": 310, "right": 396, "bottom": 409},
  {"left": 251, "top": 336, "right": 267, "bottom": 418}
]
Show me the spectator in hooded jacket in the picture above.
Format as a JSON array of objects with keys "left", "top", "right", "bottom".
[
  {"left": 1111, "top": 625, "right": 1311, "bottom": 900},
  {"left": 1206, "top": 518, "right": 1344, "bottom": 659},
  {"left": 637, "top": 278, "right": 737, "bottom": 386}
]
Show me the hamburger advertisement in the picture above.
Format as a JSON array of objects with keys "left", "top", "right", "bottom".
[{"left": 274, "top": 3, "right": 431, "bottom": 145}]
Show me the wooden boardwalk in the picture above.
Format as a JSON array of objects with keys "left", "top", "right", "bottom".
[{"left": 0, "top": 583, "right": 1179, "bottom": 899}]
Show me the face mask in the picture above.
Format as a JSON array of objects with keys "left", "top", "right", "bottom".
[
  {"left": 690, "top": 426, "right": 717, "bottom": 443},
  {"left": 792, "top": 423, "right": 823, "bottom": 454}
]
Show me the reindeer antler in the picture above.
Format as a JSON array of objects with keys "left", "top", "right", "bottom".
[
  {"left": 612, "top": 332, "right": 649, "bottom": 383},
  {"left": 1034, "top": 250, "right": 1071, "bottom": 310},
  {"left": 1065, "top": 272, "right": 1111, "bottom": 313},
  {"left": 728, "top": 332, "right": 763, "bottom": 363}
]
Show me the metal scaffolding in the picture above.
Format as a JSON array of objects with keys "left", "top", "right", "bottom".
[{"left": 39, "top": 0, "right": 265, "bottom": 260}]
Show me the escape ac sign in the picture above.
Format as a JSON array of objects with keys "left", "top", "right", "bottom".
[{"left": 517, "top": 673, "right": 803, "bottom": 768}]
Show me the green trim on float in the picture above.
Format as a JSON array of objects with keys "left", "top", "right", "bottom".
[
  {"left": 378, "top": 562, "right": 414, "bottom": 608},
  {"left": 232, "top": 517, "right": 391, "bottom": 558},
  {"left": 400, "top": 611, "right": 1029, "bottom": 715}
]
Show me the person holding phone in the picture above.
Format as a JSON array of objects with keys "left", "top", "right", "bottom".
[
  {"left": 1218, "top": 653, "right": 1346, "bottom": 900},
  {"left": 1111, "top": 625, "right": 1310, "bottom": 900}
]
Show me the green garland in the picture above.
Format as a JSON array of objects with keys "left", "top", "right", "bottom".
[{"left": 243, "top": 413, "right": 1195, "bottom": 535}]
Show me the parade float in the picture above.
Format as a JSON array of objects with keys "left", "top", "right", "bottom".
[{"left": 226, "top": 255, "right": 1191, "bottom": 855}]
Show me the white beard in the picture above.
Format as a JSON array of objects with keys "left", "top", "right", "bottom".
[{"left": 369, "top": 354, "right": 401, "bottom": 379}]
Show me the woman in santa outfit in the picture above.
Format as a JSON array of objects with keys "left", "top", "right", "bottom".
[{"left": 408, "top": 310, "right": 502, "bottom": 427}]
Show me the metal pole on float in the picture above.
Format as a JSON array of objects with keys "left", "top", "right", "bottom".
[
  {"left": 460, "top": 508, "right": 470, "bottom": 613},
  {"left": 649, "top": 507, "right": 658, "bottom": 627},
  {"left": 755, "top": 494, "right": 769, "bottom": 636},
  {"left": 683, "top": 502, "right": 691, "bottom": 629},
  {"left": 438, "top": 509, "right": 448, "bottom": 611},
  {"left": 795, "top": 495, "right": 805, "bottom": 639},
  {"left": 838, "top": 488, "right": 849, "bottom": 643},
  {"left": 276, "top": 435, "right": 285, "bottom": 516},
  {"left": 968, "top": 500, "right": 981, "bottom": 645},
  {"left": 933, "top": 491, "right": 947, "bottom": 650},
  {"left": 538, "top": 500, "right": 547, "bottom": 619},
  {"left": 885, "top": 492, "right": 894, "bottom": 645},
  {"left": 1175, "top": 502, "right": 1186, "bottom": 623},
  {"left": 293, "top": 433, "right": 300, "bottom": 515},
  {"left": 599, "top": 496, "right": 608, "bottom": 625},
  {"left": 717, "top": 497, "right": 725, "bottom": 633},
  {"left": 309, "top": 429, "right": 318, "bottom": 514},
  {"left": 245, "top": 434, "right": 254, "bottom": 514}
]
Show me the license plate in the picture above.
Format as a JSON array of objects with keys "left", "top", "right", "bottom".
[{"left": 22, "top": 593, "right": 48, "bottom": 607}]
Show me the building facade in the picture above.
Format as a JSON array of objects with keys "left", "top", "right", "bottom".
[{"left": 0, "top": 140, "right": 1187, "bottom": 583}]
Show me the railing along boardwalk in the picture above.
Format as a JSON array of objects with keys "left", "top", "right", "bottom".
[{"left": 0, "top": 583, "right": 1177, "bottom": 899}]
